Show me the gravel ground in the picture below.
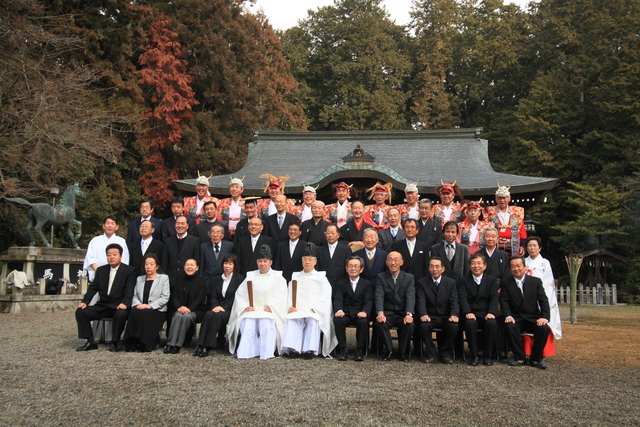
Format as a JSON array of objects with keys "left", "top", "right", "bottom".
[{"left": 0, "top": 311, "right": 639, "bottom": 426}]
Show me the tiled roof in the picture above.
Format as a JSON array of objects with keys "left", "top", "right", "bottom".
[{"left": 174, "top": 129, "right": 556, "bottom": 196}]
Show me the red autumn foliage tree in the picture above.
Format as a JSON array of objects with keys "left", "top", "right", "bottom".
[{"left": 136, "top": 15, "right": 198, "bottom": 208}]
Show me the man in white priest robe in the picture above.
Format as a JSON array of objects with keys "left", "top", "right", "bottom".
[
  {"left": 228, "top": 245, "right": 288, "bottom": 360},
  {"left": 281, "top": 243, "right": 338, "bottom": 359}
]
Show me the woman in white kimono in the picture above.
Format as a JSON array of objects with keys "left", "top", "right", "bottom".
[{"left": 525, "top": 237, "right": 562, "bottom": 353}]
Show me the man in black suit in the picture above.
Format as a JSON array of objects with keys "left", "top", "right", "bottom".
[
  {"left": 430, "top": 221, "right": 470, "bottom": 280},
  {"left": 75, "top": 243, "right": 136, "bottom": 352},
  {"left": 316, "top": 224, "right": 351, "bottom": 293},
  {"left": 162, "top": 215, "right": 201, "bottom": 280},
  {"left": 375, "top": 251, "right": 415, "bottom": 362},
  {"left": 128, "top": 219, "right": 165, "bottom": 275},
  {"left": 391, "top": 218, "right": 430, "bottom": 358},
  {"left": 501, "top": 256, "right": 551, "bottom": 369},
  {"left": 391, "top": 218, "right": 429, "bottom": 281},
  {"left": 200, "top": 224, "right": 234, "bottom": 303},
  {"left": 416, "top": 257, "right": 459, "bottom": 364},
  {"left": 378, "top": 208, "right": 405, "bottom": 252},
  {"left": 161, "top": 197, "right": 195, "bottom": 241},
  {"left": 126, "top": 198, "right": 162, "bottom": 245},
  {"left": 353, "top": 229, "right": 387, "bottom": 288},
  {"left": 233, "top": 198, "right": 260, "bottom": 245},
  {"left": 416, "top": 198, "right": 443, "bottom": 249},
  {"left": 333, "top": 256, "right": 373, "bottom": 361},
  {"left": 478, "top": 227, "right": 511, "bottom": 285},
  {"left": 301, "top": 201, "right": 330, "bottom": 246},
  {"left": 338, "top": 201, "right": 368, "bottom": 247},
  {"left": 274, "top": 222, "right": 306, "bottom": 283},
  {"left": 235, "top": 217, "right": 276, "bottom": 275},
  {"left": 457, "top": 253, "right": 499, "bottom": 366},
  {"left": 195, "top": 201, "right": 229, "bottom": 243},
  {"left": 265, "top": 195, "right": 299, "bottom": 243}
]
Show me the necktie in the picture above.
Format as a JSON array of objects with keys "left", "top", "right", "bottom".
[
  {"left": 107, "top": 268, "right": 116, "bottom": 295},
  {"left": 141, "top": 240, "right": 147, "bottom": 255},
  {"left": 391, "top": 228, "right": 396, "bottom": 238},
  {"left": 368, "top": 251, "right": 374, "bottom": 260},
  {"left": 214, "top": 243, "right": 220, "bottom": 259},
  {"left": 446, "top": 244, "right": 454, "bottom": 261},
  {"left": 278, "top": 215, "right": 283, "bottom": 229},
  {"left": 518, "top": 279, "right": 524, "bottom": 295},
  {"left": 329, "top": 244, "right": 335, "bottom": 259},
  {"left": 408, "top": 241, "right": 414, "bottom": 257},
  {"left": 351, "top": 281, "right": 357, "bottom": 293},
  {"left": 434, "top": 280, "right": 439, "bottom": 287}
]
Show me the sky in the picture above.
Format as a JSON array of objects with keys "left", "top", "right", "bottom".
[{"left": 248, "top": 0, "right": 534, "bottom": 31}]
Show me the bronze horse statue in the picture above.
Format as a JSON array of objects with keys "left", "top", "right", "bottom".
[{"left": 5, "top": 183, "right": 86, "bottom": 249}]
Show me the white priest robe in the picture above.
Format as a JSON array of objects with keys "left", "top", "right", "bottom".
[
  {"left": 228, "top": 269, "right": 288, "bottom": 356},
  {"left": 282, "top": 270, "right": 337, "bottom": 356},
  {"left": 525, "top": 255, "right": 562, "bottom": 340}
]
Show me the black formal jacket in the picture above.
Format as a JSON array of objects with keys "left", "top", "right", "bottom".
[
  {"left": 161, "top": 216, "right": 196, "bottom": 241},
  {"left": 301, "top": 218, "right": 330, "bottom": 246},
  {"left": 200, "top": 240, "right": 234, "bottom": 296},
  {"left": 378, "top": 227, "right": 405, "bottom": 253},
  {"left": 126, "top": 217, "right": 162, "bottom": 245},
  {"left": 478, "top": 247, "right": 511, "bottom": 286},
  {"left": 339, "top": 219, "right": 369, "bottom": 244},
  {"left": 333, "top": 277, "right": 373, "bottom": 318},
  {"left": 235, "top": 234, "right": 276, "bottom": 275},
  {"left": 457, "top": 272, "right": 499, "bottom": 318},
  {"left": 170, "top": 272, "right": 207, "bottom": 322},
  {"left": 375, "top": 270, "right": 415, "bottom": 317},
  {"left": 391, "top": 238, "right": 429, "bottom": 281},
  {"left": 128, "top": 238, "right": 165, "bottom": 276},
  {"left": 162, "top": 234, "right": 201, "bottom": 279},
  {"left": 264, "top": 212, "right": 299, "bottom": 243},
  {"left": 82, "top": 263, "right": 137, "bottom": 309},
  {"left": 316, "top": 243, "right": 351, "bottom": 287},
  {"left": 416, "top": 274, "right": 459, "bottom": 319},
  {"left": 274, "top": 239, "right": 307, "bottom": 283},
  {"left": 195, "top": 219, "right": 230, "bottom": 244},
  {"left": 209, "top": 273, "right": 245, "bottom": 312},
  {"left": 430, "top": 241, "right": 470, "bottom": 280},
  {"left": 417, "top": 218, "right": 443, "bottom": 249},
  {"left": 500, "top": 275, "right": 550, "bottom": 324},
  {"left": 353, "top": 247, "right": 388, "bottom": 289}
]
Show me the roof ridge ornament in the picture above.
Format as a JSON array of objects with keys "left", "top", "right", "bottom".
[{"left": 342, "top": 144, "right": 375, "bottom": 163}]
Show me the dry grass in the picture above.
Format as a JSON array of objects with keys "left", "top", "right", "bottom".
[{"left": 557, "top": 305, "right": 640, "bottom": 367}]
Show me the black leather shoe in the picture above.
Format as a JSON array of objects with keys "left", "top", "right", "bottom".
[
  {"left": 303, "top": 350, "right": 315, "bottom": 360},
  {"left": 399, "top": 355, "right": 410, "bottom": 362},
  {"left": 199, "top": 347, "right": 209, "bottom": 358},
  {"left": 163, "top": 345, "right": 173, "bottom": 354},
  {"left": 509, "top": 359, "right": 525, "bottom": 367},
  {"left": 484, "top": 357, "right": 493, "bottom": 366},
  {"left": 108, "top": 342, "right": 120, "bottom": 352},
  {"left": 442, "top": 357, "right": 454, "bottom": 364},
  {"left": 171, "top": 346, "right": 181, "bottom": 354},
  {"left": 77, "top": 341, "right": 98, "bottom": 352},
  {"left": 285, "top": 350, "right": 300, "bottom": 358},
  {"left": 421, "top": 357, "right": 437, "bottom": 363},
  {"left": 193, "top": 346, "right": 202, "bottom": 357},
  {"left": 468, "top": 357, "right": 478, "bottom": 366},
  {"left": 381, "top": 351, "right": 393, "bottom": 361},
  {"left": 337, "top": 349, "right": 348, "bottom": 361},
  {"left": 531, "top": 360, "right": 547, "bottom": 369},
  {"left": 354, "top": 351, "right": 364, "bottom": 362}
]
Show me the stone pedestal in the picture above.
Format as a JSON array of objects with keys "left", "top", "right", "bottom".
[{"left": 0, "top": 247, "right": 86, "bottom": 313}]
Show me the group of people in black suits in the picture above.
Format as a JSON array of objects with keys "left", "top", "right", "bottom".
[{"left": 75, "top": 195, "right": 551, "bottom": 368}]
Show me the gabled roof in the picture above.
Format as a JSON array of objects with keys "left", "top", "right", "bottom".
[{"left": 174, "top": 129, "right": 556, "bottom": 196}]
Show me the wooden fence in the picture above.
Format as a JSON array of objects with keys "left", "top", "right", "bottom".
[{"left": 556, "top": 283, "right": 617, "bottom": 305}]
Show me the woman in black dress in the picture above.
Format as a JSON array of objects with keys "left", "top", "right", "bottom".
[
  {"left": 123, "top": 254, "right": 170, "bottom": 352},
  {"left": 164, "top": 258, "right": 206, "bottom": 354},
  {"left": 194, "top": 253, "right": 244, "bottom": 357}
]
